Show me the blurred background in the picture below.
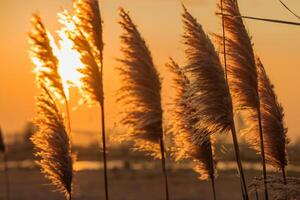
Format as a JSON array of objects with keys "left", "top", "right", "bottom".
[{"left": 0, "top": 0, "right": 299, "bottom": 199}]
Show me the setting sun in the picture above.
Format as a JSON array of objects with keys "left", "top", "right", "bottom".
[{"left": 56, "top": 28, "right": 83, "bottom": 99}]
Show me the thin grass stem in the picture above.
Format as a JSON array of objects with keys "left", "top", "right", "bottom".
[
  {"left": 257, "top": 104, "right": 269, "bottom": 200},
  {"left": 230, "top": 124, "right": 249, "bottom": 200},
  {"left": 159, "top": 137, "right": 169, "bottom": 200},
  {"left": 211, "top": 176, "right": 217, "bottom": 200},
  {"left": 99, "top": 101, "right": 109, "bottom": 200},
  {"left": 221, "top": 0, "right": 248, "bottom": 199},
  {"left": 282, "top": 167, "right": 287, "bottom": 185}
]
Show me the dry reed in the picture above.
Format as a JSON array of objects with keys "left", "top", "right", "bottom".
[
  {"left": 29, "top": 14, "right": 73, "bottom": 135},
  {"left": 217, "top": 0, "right": 259, "bottom": 111},
  {"left": 29, "top": 14, "right": 66, "bottom": 101},
  {"left": 181, "top": 6, "right": 252, "bottom": 198},
  {"left": 73, "top": 0, "right": 108, "bottom": 197},
  {"left": 182, "top": 6, "right": 232, "bottom": 139},
  {"left": 59, "top": 11, "right": 103, "bottom": 105},
  {"left": 217, "top": 0, "right": 268, "bottom": 198},
  {"left": 31, "top": 84, "right": 74, "bottom": 200},
  {"left": 167, "top": 58, "right": 217, "bottom": 199},
  {"left": 117, "top": 8, "right": 169, "bottom": 200},
  {"left": 244, "top": 58, "right": 288, "bottom": 181},
  {"left": 73, "top": 0, "right": 104, "bottom": 67},
  {"left": 117, "top": 8, "right": 163, "bottom": 157},
  {"left": 59, "top": 1, "right": 109, "bottom": 197}
]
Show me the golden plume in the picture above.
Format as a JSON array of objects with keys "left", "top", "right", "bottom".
[
  {"left": 183, "top": 5, "right": 249, "bottom": 198},
  {"left": 31, "top": 84, "right": 74, "bottom": 200},
  {"left": 217, "top": 1, "right": 271, "bottom": 198},
  {"left": 29, "top": 14, "right": 66, "bottom": 101},
  {"left": 58, "top": 11, "right": 103, "bottom": 105},
  {"left": 59, "top": 0, "right": 104, "bottom": 106},
  {"left": 59, "top": 2, "right": 109, "bottom": 198},
  {"left": 182, "top": 6, "right": 232, "bottom": 139},
  {"left": 117, "top": 8, "right": 163, "bottom": 158},
  {"left": 216, "top": 0, "right": 259, "bottom": 111},
  {"left": 245, "top": 58, "right": 288, "bottom": 172},
  {"left": 167, "top": 58, "right": 216, "bottom": 181},
  {"left": 117, "top": 9, "right": 170, "bottom": 199},
  {"left": 73, "top": 0, "right": 103, "bottom": 66}
]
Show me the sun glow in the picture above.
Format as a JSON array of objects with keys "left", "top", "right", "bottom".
[
  {"left": 56, "top": 31, "right": 83, "bottom": 99},
  {"left": 47, "top": 11, "right": 85, "bottom": 101}
]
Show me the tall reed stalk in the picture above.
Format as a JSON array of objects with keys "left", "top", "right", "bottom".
[
  {"left": 167, "top": 58, "right": 217, "bottom": 200},
  {"left": 59, "top": 0, "right": 109, "bottom": 198},
  {"left": 183, "top": 5, "right": 248, "bottom": 199},
  {"left": 219, "top": 2, "right": 250, "bottom": 196},
  {"left": 246, "top": 58, "right": 288, "bottom": 185},
  {"left": 218, "top": 0, "right": 270, "bottom": 198},
  {"left": 177, "top": 5, "right": 248, "bottom": 199},
  {"left": 72, "top": 0, "right": 108, "bottom": 198},
  {"left": 159, "top": 137, "right": 169, "bottom": 200},
  {"left": 219, "top": 0, "right": 248, "bottom": 197},
  {"left": 117, "top": 8, "right": 169, "bottom": 200},
  {"left": 0, "top": 127, "right": 10, "bottom": 200}
]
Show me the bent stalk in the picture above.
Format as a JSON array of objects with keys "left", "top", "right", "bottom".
[
  {"left": 159, "top": 137, "right": 169, "bottom": 200},
  {"left": 211, "top": 176, "right": 217, "bottom": 200},
  {"left": 257, "top": 105, "right": 269, "bottom": 200},
  {"left": 230, "top": 124, "right": 249, "bottom": 200},
  {"left": 282, "top": 167, "right": 287, "bottom": 185},
  {"left": 221, "top": 0, "right": 249, "bottom": 198},
  {"left": 99, "top": 101, "right": 109, "bottom": 200}
]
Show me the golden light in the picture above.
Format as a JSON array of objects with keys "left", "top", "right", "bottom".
[
  {"left": 55, "top": 30, "right": 83, "bottom": 99},
  {"left": 30, "top": 29, "right": 67, "bottom": 101}
]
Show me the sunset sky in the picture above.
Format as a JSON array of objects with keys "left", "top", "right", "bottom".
[{"left": 0, "top": 0, "right": 299, "bottom": 143}]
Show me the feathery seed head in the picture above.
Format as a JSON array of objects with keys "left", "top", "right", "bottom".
[
  {"left": 117, "top": 8, "right": 163, "bottom": 158},
  {"left": 29, "top": 14, "right": 66, "bottom": 101},
  {"left": 182, "top": 6, "right": 232, "bottom": 138},
  {"left": 167, "top": 58, "right": 216, "bottom": 180},
  {"left": 73, "top": 0, "right": 103, "bottom": 66},
  {"left": 243, "top": 58, "right": 288, "bottom": 170},
  {"left": 58, "top": 10, "right": 103, "bottom": 106},
  {"left": 31, "top": 84, "right": 74, "bottom": 199},
  {"left": 216, "top": 0, "right": 259, "bottom": 111}
]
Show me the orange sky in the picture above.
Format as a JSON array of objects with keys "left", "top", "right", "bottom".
[{"left": 0, "top": 0, "right": 299, "bottom": 142}]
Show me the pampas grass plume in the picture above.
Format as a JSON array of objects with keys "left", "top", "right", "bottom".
[{"left": 31, "top": 84, "right": 74, "bottom": 200}]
